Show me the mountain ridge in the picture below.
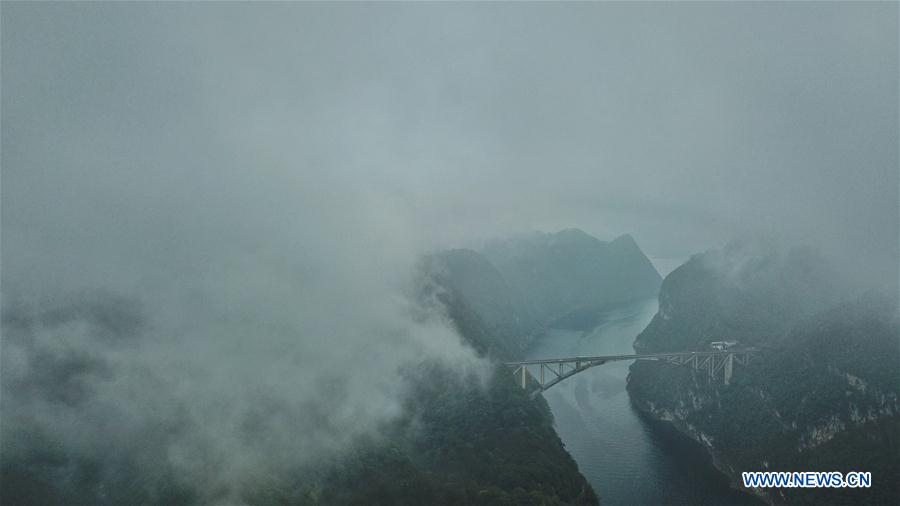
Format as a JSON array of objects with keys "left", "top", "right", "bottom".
[
  {"left": 626, "top": 242, "right": 899, "bottom": 505},
  {"left": 479, "top": 229, "right": 662, "bottom": 335}
]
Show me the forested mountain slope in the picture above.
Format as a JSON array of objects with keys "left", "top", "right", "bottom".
[
  {"left": 4, "top": 229, "right": 659, "bottom": 505},
  {"left": 482, "top": 230, "right": 661, "bottom": 330},
  {"left": 2, "top": 254, "right": 599, "bottom": 506},
  {"left": 426, "top": 230, "right": 662, "bottom": 356},
  {"left": 627, "top": 242, "right": 899, "bottom": 505},
  {"left": 423, "top": 248, "right": 535, "bottom": 357}
]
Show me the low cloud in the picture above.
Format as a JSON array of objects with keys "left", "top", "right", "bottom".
[{"left": 2, "top": 2, "right": 896, "bottom": 502}]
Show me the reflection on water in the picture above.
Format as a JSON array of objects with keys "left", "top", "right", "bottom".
[{"left": 525, "top": 299, "right": 762, "bottom": 506}]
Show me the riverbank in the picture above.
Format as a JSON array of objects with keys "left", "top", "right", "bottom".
[{"left": 526, "top": 298, "right": 761, "bottom": 506}]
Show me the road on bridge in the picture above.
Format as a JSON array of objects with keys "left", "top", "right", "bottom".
[{"left": 505, "top": 348, "right": 758, "bottom": 393}]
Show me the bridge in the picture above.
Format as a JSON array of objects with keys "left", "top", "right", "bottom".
[{"left": 505, "top": 348, "right": 757, "bottom": 394}]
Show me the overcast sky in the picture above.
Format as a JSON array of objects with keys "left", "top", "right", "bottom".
[
  {"left": 1, "top": 3, "right": 897, "bottom": 498},
  {"left": 4, "top": 2, "right": 898, "bottom": 283}
]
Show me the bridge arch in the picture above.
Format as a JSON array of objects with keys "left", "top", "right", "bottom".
[{"left": 505, "top": 349, "right": 757, "bottom": 395}]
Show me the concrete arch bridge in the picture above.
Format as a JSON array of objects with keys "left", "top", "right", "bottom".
[{"left": 505, "top": 348, "right": 757, "bottom": 395}]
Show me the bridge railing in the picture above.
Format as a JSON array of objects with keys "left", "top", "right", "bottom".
[{"left": 506, "top": 348, "right": 758, "bottom": 393}]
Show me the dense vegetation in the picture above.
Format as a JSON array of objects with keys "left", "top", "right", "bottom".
[
  {"left": 3, "top": 235, "right": 616, "bottom": 505},
  {"left": 633, "top": 241, "right": 842, "bottom": 353},
  {"left": 302, "top": 365, "right": 597, "bottom": 506},
  {"left": 228, "top": 364, "right": 597, "bottom": 506},
  {"left": 423, "top": 229, "right": 662, "bottom": 358},
  {"left": 423, "top": 248, "right": 535, "bottom": 357},
  {"left": 4, "top": 229, "right": 667, "bottom": 505},
  {"left": 298, "top": 229, "right": 664, "bottom": 506},
  {"left": 2, "top": 364, "right": 597, "bottom": 506},
  {"left": 627, "top": 242, "right": 899, "bottom": 505}
]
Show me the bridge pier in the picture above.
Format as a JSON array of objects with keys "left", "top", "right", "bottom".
[
  {"left": 506, "top": 348, "right": 757, "bottom": 393},
  {"left": 724, "top": 353, "right": 733, "bottom": 385}
]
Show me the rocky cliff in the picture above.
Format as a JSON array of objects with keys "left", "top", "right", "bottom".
[{"left": 627, "top": 242, "right": 899, "bottom": 505}]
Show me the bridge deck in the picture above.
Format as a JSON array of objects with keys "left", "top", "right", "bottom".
[
  {"left": 505, "top": 348, "right": 758, "bottom": 366},
  {"left": 506, "top": 348, "right": 758, "bottom": 393}
]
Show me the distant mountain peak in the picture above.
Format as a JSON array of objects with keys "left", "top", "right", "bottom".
[
  {"left": 554, "top": 228, "right": 593, "bottom": 239},
  {"left": 547, "top": 228, "right": 599, "bottom": 247},
  {"left": 480, "top": 229, "right": 662, "bottom": 330},
  {"left": 610, "top": 233, "right": 638, "bottom": 247}
]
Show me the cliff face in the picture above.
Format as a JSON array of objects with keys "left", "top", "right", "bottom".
[
  {"left": 392, "top": 229, "right": 664, "bottom": 505},
  {"left": 626, "top": 243, "right": 900, "bottom": 505}
]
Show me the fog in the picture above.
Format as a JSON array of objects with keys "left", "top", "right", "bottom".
[{"left": 2, "top": 1, "right": 897, "bottom": 502}]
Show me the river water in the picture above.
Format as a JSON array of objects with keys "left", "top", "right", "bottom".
[{"left": 525, "top": 298, "right": 762, "bottom": 506}]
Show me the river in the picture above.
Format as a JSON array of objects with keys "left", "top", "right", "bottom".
[{"left": 525, "top": 298, "right": 763, "bottom": 506}]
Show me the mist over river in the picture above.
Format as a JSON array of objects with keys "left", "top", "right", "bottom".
[{"left": 525, "top": 298, "right": 763, "bottom": 506}]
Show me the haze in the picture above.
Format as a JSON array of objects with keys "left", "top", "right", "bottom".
[{"left": 2, "top": 1, "right": 897, "bottom": 502}]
